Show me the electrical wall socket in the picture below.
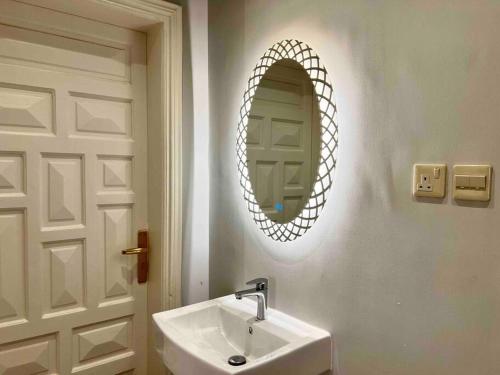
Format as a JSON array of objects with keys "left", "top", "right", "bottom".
[{"left": 413, "top": 164, "right": 447, "bottom": 198}]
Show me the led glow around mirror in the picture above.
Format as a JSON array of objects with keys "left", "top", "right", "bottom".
[
  {"left": 237, "top": 39, "right": 338, "bottom": 242},
  {"left": 246, "top": 59, "right": 321, "bottom": 224}
]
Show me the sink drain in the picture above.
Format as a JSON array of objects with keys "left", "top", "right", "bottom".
[{"left": 228, "top": 355, "right": 247, "bottom": 366}]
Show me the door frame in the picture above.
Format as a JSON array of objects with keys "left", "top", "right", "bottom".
[{"left": 6, "top": 0, "right": 183, "bottom": 312}]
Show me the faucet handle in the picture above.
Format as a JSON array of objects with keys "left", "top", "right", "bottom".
[{"left": 246, "top": 277, "right": 268, "bottom": 290}]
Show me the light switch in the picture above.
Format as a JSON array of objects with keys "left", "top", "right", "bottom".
[
  {"left": 433, "top": 167, "right": 440, "bottom": 179},
  {"left": 413, "top": 164, "right": 447, "bottom": 198},
  {"left": 455, "top": 175, "right": 469, "bottom": 189},
  {"left": 469, "top": 175, "right": 486, "bottom": 189},
  {"left": 453, "top": 165, "right": 492, "bottom": 201}
]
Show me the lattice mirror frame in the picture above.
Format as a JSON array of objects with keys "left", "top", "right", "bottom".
[{"left": 236, "top": 40, "right": 338, "bottom": 242}]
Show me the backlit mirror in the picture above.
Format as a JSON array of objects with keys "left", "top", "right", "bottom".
[
  {"left": 237, "top": 40, "right": 338, "bottom": 242},
  {"left": 246, "top": 59, "right": 321, "bottom": 223}
]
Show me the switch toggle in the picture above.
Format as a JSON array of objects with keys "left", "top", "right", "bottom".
[
  {"left": 469, "top": 175, "right": 487, "bottom": 189},
  {"left": 455, "top": 175, "right": 469, "bottom": 189},
  {"left": 433, "top": 167, "right": 441, "bottom": 179},
  {"left": 453, "top": 165, "right": 492, "bottom": 201}
]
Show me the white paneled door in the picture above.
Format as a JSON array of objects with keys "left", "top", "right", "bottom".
[
  {"left": 0, "top": 2, "right": 148, "bottom": 374},
  {"left": 247, "top": 61, "right": 320, "bottom": 223}
]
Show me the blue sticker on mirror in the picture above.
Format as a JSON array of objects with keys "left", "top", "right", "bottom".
[{"left": 275, "top": 202, "right": 283, "bottom": 212}]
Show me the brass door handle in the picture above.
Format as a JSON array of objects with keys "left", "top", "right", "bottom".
[
  {"left": 121, "top": 230, "right": 149, "bottom": 283},
  {"left": 122, "top": 247, "right": 148, "bottom": 255}
]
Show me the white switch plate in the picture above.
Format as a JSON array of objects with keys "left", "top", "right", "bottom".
[
  {"left": 453, "top": 164, "right": 492, "bottom": 201},
  {"left": 413, "top": 164, "right": 447, "bottom": 198}
]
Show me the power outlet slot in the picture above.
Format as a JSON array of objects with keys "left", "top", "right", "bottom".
[{"left": 417, "top": 174, "right": 433, "bottom": 192}]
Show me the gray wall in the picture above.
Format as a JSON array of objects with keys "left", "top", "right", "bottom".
[
  {"left": 208, "top": 1, "right": 500, "bottom": 374},
  {"left": 176, "top": 0, "right": 210, "bottom": 305}
]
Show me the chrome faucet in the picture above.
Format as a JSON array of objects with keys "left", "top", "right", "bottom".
[{"left": 235, "top": 278, "right": 268, "bottom": 320}]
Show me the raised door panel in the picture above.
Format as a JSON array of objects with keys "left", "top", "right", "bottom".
[
  {"left": 100, "top": 206, "right": 133, "bottom": 302},
  {"left": 283, "top": 196, "right": 303, "bottom": 221},
  {"left": 0, "top": 334, "right": 57, "bottom": 374},
  {"left": 0, "top": 152, "right": 25, "bottom": 197},
  {"left": 72, "top": 317, "right": 133, "bottom": 372},
  {"left": 0, "top": 210, "right": 25, "bottom": 326},
  {"left": 0, "top": 84, "right": 54, "bottom": 135},
  {"left": 246, "top": 115, "right": 264, "bottom": 147},
  {"left": 71, "top": 93, "right": 132, "bottom": 139},
  {"left": 284, "top": 162, "right": 303, "bottom": 187},
  {"left": 271, "top": 119, "right": 304, "bottom": 149},
  {"left": 41, "top": 155, "right": 84, "bottom": 229},
  {"left": 99, "top": 157, "right": 133, "bottom": 192},
  {"left": 253, "top": 162, "right": 280, "bottom": 221},
  {"left": 41, "top": 240, "right": 85, "bottom": 317},
  {"left": 255, "top": 162, "right": 276, "bottom": 209}
]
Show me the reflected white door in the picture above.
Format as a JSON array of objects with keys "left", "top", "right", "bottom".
[
  {"left": 0, "top": 2, "right": 148, "bottom": 374},
  {"left": 247, "top": 61, "right": 320, "bottom": 223}
]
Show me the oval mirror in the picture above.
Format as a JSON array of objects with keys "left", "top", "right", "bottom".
[
  {"left": 237, "top": 40, "right": 338, "bottom": 242},
  {"left": 246, "top": 59, "right": 321, "bottom": 224}
]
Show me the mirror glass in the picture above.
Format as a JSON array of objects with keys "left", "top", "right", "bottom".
[{"left": 246, "top": 59, "right": 321, "bottom": 224}]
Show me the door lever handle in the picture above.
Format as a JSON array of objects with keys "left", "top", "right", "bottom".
[
  {"left": 122, "top": 247, "right": 148, "bottom": 255},
  {"left": 246, "top": 277, "right": 268, "bottom": 290},
  {"left": 121, "top": 230, "right": 149, "bottom": 283}
]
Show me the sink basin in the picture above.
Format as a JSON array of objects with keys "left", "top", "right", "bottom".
[{"left": 153, "top": 295, "right": 331, "bottom": 375}]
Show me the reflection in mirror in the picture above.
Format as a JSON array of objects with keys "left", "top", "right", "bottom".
[{"left": 246, "top": 59, "right": 321, "bottom": 224}]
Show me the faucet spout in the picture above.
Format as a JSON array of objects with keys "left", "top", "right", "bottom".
[
  {"left": 235, "top": 287, "right": 258, "bottom": 299},
  {"left": 234, "top": 278, "right": 268, "bottom": 320}
]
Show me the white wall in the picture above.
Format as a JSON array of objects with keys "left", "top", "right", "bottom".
[
  {"left": 208, "top": 1, "right": 500, "bottom": 374},
  {"left": 178, "top": 0, "right": 210, "bottom": 305}
]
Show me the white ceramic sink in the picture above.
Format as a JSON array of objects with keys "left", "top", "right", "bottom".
[{"left": 153, "top": 295, "right": 331, "bottom": 375}]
